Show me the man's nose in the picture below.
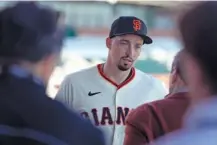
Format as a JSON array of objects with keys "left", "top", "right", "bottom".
[{"left": 127, "top": 45, "right": 135, "bottom": 57}]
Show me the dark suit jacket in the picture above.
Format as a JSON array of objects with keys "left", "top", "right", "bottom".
[
  {"left": 124, "top": 92, "right": 190, "bottom": 145},
  {"left": 0, "top": 70, "right": 104, "bottom": 145}
]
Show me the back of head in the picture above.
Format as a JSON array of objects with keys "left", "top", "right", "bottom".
[
  {"left": 179, "top": 1, "right": 217, "bottom": 94},
  {"left": 0, "top": 2, "right": 64, "bottom": 85},
  {"left": 171, "top": 50, "right": 182, "bottom": 72},
  {"left": 0, "top": 2, "right": 63, "bottom": 64},
  {"left": 169, "top": 50, "right": 186, "bottom": 93}
]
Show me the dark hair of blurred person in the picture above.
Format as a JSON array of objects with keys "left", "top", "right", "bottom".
[
  {"left": 0, "top": 2, "right": 104, "bottom": 145},
  {"left": 179, "top": 1, "right": 217, "bottom": 102},
  {"left": 169, "top": 50, "right": 186, "bottom": 93}
]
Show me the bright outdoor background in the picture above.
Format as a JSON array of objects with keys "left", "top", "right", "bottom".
[{"left": 0, "top": 1, "right": 193, "bottom": 98}]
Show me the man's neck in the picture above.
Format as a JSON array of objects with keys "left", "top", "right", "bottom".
[
  {"left": 170, "top": 86, "right": 188, "bottom": 94},
  {"left": 103, "top": 62, "right": 132, "bottom": 85}
]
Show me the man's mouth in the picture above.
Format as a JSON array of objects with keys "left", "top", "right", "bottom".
[{"left": 123, "top": 58, "right": 133, "bottom": 62}]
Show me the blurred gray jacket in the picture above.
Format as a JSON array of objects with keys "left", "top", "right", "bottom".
[{"left": 151, "top": 97, "right": 217, "bottom": 145}]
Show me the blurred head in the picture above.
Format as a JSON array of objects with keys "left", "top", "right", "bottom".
[
  {"left": 169, "top": 50, "right": 186, "bottom": 93},
  {"left": 106, "top": 34, "right": 143, "bottom": 71},
  {"left": 179, "top": 2, "right": 217, "bottom": 102},
  {"left": 25, "top": 50, "right": 61, "bottom": 87},
  {"left": 106, "top": 16, "right": 152, "bottom": 71},
  {"left": 0, "top": 2, "right": 63, "bottom": 86}
]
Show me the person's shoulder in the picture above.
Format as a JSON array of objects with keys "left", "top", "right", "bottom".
[
  {"left": 65, "top": 65, "right": 98, "bottom": 81},
  {"left": 134, "top": 68, "right": 150, "bottom": 78},
  {"left": 145, "top": 96, "right": 169, "bottom": 110},
  {"left": 135, "top": 68, "right": 167, "bottom": 89},
  {"left": 76, "top": 118, "right": 105, "bottom": 145},
  {"left": 70, "top": 112, "right": 105, "bottom": 145},
  {"left": 45, "top": 99, "right": 105, "bottom": 144},
  {"left": 145, "top": 92, "right": 188, "bottom": 108},
  {"left": 126, "top": 103, "right": 152, "bottom": 125},
  {"left": 127, "top": 96, "right": 172, "bottom": 124},
  {"left": 160, "top": 92, "right": 191, "bottom": 109},
  {"left": 135, "top": 68, "right": 159, "bottom": 82}
]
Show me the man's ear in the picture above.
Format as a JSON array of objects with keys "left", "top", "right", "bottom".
[
  {"left": 171, "top": 69, "right": 178, "bottom": 85},
  {"left": 106, "top": 37, "right": 112, "bottom": 50}
]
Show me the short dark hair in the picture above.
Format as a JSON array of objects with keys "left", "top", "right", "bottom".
[
  {"left": 171, "top": 50, "right": 185, "bottom": 82},
  {"left": 179, "top": 1, "right": 217, "bottom": 93}
]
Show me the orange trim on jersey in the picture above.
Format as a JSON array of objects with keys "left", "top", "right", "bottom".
[{"left": 97, "top": 64, "right": 135, "bottom": 89}]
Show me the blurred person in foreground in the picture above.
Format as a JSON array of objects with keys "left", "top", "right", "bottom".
[
  {"left": 56, "top": 11, "right": 77, "bottom": 38},
  {"left": 55, "top": 16, "right": 167, "bottom": 145},
  {"left": 124, "top": 50, "right": 190, "bottom": 145},
  {"left": 0, "top": 2, "right": 104, "bottom": 145},
  {"left": 151, "top": 1, "right": 217, "bottom": 145}
]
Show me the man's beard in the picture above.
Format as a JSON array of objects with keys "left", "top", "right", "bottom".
[
  {"left": 117, "top": 56, "right": 134, "bottom": 71},
  {"left": 117, "top": 63, "right": 132, "bottom": 71}
]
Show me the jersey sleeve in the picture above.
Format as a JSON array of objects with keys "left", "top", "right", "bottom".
[{"left": 55, "top": 75, "right": 74, "bottom": 109}]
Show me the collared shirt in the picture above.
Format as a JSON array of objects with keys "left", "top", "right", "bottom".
[
  {"left": 5, "top": 65, "right": 44, "bottom": 87},
  {"left": 151, "top": 97, "right": 217, "bottom": 145},
  {"left": 165, "top": 87, "right": 188, "bottom": 98},
  {"left": 174, "top": 87, "right": 188, "bottom": 94}
]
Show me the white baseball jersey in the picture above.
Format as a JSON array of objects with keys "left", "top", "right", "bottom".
[{"left": 55, "top": 64, "right": 168, "bottom": 145}]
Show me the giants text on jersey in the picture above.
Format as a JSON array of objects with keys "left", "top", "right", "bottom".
[{"left": 81, "top": 107, "right": 130, "bottom": 126}]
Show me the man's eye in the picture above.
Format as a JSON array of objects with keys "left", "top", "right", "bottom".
[
  {"left": 119, "top": 40, "right": 129, "bottom": 44},
  {"left": 136, "top": 46, "right": 142, "bottom": 49},
  {"left": 120, "top": 41, "right": 128, "bottom": 44}
]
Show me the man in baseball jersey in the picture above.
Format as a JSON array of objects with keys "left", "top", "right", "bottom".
[{"left": 55, "top": 16, "right": 167, "bottom": 145}]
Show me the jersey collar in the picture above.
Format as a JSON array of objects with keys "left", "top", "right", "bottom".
[{"left": 97, "top": 63, "right": 135, "bottom": 89}]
